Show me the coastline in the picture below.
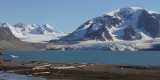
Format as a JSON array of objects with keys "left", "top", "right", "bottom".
[{"left": 1, "top": 59, "right": 160, "bottom": 80}]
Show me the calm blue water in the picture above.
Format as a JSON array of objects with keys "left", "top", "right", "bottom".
[{"left": 1, "top": 50, "right": 160, "bottom": 66}]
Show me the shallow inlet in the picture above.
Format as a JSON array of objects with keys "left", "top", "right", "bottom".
[
  {"left": 0, "top": 71, "right": 72, "bottom": 80},
  {"left": 0, "top": 71, "right": 47, "bottom": 80}
]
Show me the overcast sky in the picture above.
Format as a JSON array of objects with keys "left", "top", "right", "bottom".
[{"left": 0, "top": 0, "right": 159, "bottom": 32}]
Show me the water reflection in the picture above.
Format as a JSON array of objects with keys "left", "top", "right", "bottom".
[
  {"left": 0, "top": 71, "right": 48, "bottom": 80},
  {"left": 0, "top": 71, "right": 72, "bottom": 80}
]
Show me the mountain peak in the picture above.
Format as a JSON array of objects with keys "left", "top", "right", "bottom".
[
  {"left": 2, "top": 23, "right": 10, "bottom": 26},
  {"left": 43, "top": 24, "right": 50, "bottom": 26},
  {"left": 120, "top": 7, "right": 143, "bottom": 10},
  {"left": 42, "top": 24, "right": 53, "bottom": 29},
  {"left": 107, "top": 7, "right": 157, "bottom": 17}
]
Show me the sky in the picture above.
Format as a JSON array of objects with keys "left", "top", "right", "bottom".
[{"left": 0, "top": 0, "right": 159, "bottom": 32}]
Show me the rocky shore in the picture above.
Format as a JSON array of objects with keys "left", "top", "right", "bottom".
[
  {"left": 0, "top": 52, "right": 2, "bottom": 56},
  {"left": 1, "top": 60, "right": 160, "bottom": 80}
]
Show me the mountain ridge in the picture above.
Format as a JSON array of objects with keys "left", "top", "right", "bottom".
[
  {"left": 0, "top": 23, "right": 57, "bottom": 37},
  {"left": 61, "top": 7, "right": 160, "bottom": 41},
  {"left": 0, "top": 23, "right": 68, "bottom": 43}
]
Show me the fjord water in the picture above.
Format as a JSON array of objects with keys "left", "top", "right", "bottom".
[{"left": 1, "top": 50, "right": 160, "bottom": 65}]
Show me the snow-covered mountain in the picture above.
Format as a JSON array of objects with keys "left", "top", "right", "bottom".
[
  {"left": 61, "top": 7, "right": 160, "bottom": 41},
  {"left": 0, "top": 23, "right": 67, "bottom": 43},
  {"left": 0, "top": 23, "right": 56, "bottom": 37}
]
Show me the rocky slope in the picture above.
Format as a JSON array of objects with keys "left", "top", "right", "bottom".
[
  {"left": 0, "top": 27, "right": 20, "bottom": 41},
  {"left": 61, "top": 7, "right": 160, "bottom": 41},
  {"left": 123, "top": 26, "right": 142, "bottom": 40},
  {"left": 0, "top": 28, "right": 47, "bottom": 50}
]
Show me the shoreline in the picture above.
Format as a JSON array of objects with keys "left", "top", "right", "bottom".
[{"left": 1, "top": 59, "right": 160, "bottom": 80}]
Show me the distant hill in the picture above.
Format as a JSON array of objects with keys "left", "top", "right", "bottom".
[
  {"left": 0, "top": 27, "right": 20, "bottom": 41},
  {"left": 0, "top": 28, "right": 47, "bottom": 50}
]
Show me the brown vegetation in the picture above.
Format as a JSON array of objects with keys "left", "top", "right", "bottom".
[
  {"left": 1, "top": 60, "right": 160, "bottom": 80},
  {"left": 0, "top": 51, "right": 2, "bottom": 56}
]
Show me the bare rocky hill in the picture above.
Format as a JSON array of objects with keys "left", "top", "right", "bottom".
[{"left": 0, "top": 28, "right": 47, "bottom": 50}]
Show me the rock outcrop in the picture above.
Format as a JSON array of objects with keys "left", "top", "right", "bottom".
[
  {"left": 137, "top": 10, "right": 160, "bottom": 38},
  {"left": 84, "top": 25, "right": 113, "bottom": 41},
  {"left": 0, "top": 27, "right": 20, "bottom": 41},
  {"left": 123, "top": 26, "right": 142, "bottom": 40},
  {"left": 0, "top": 28, "right": 47, "bottom": 50}
]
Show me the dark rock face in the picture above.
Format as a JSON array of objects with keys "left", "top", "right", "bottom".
[
  {"left": 137, "top": 10, "right": 160, "bottom": 38},
  {"left": 102, "top": 15, "right": 122, "bottom": 28},
  {"left": 78, "top": 15, "right": 122, "bottom": 30},
  {"left": 0, "top": 28, "right": 20, "bottom": 41},
  {"left": 85, "top": 26, "right": 113, "bottom": 41},
  {"left": 36, "top": 27, "right": 45, "bottom": 34},
  {"left": 119, "top": 8, "right": 134, "bottom": 20},
  {"left": 61, "top": 16, "right": 121, "bottom": 41},
  {"left": 123, "top": 26, "right": 142, "bottom": 40},
  {"left": 0, "top": 28, "right": 47, "bottom": 50},
  {"left": 77, "top": 20, "right": 91, "bottom": 30}
]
